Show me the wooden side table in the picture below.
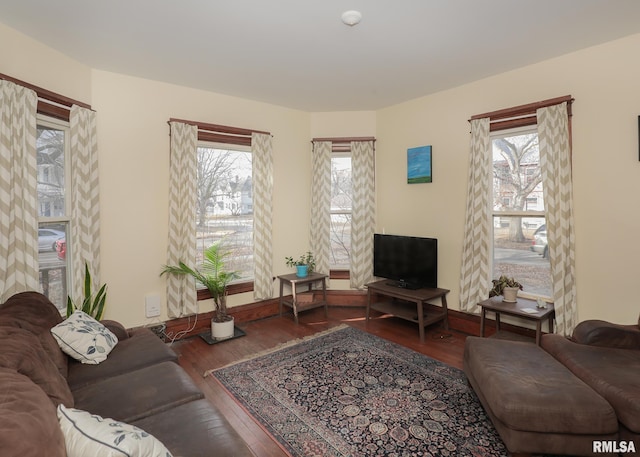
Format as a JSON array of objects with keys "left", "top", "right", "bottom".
[
  {"left": 478, "top": 296, "right": 555, "bottom": 346},
  {"left": 278, "top": 272, "right": 328, "bottom": 324},
  {"left": 366, "top": 280, "right": 449, "bottom": 343}
]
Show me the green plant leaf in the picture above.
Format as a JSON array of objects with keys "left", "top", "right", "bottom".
[
  {"left": 83, "top": 262, "right": 91, "bottom": 300},
  {"left": 93, "top": 284, "right": 108, "bottom": 321},
  {"left": 160, "top": 241, "right": 238, "bottom": 320},
  {"left": 66, "top": 296, "right": 74, "bottom": 318},
  {"left": 66, "top": 261, "right": 108, "bottom": 320}
]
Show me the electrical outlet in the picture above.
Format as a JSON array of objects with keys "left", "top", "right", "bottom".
[{"left": 145, "top": 295, "right": 161, "bottom": 318}]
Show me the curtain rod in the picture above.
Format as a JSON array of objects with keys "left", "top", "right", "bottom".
[
  {"left": 469, "top": 95, "right": 573, "bottom": 122},
  {"left": 0, "top": 72, "right": 92, "bottom": 111},
  {"left": 168, "top": 118, "right": 270, "bottom": 136},
  {"left": 312, "top": 136, "right": 376, "bottom": 143}
]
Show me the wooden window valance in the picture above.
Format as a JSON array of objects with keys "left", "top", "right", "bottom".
[
  {"left": 311, "top": 136, "right": 376, "bottom": 153},
  {"left": 0, "top": 73, "right": 92, "bottom": 122},
  {"left": 469, "top": 95, "right": 573, "bottom": 132},
  {"left": 168, "top": 118, "right": 270, "bottom": 147}
]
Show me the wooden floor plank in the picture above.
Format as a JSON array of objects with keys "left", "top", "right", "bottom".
[{"left": 172, "top": 306, "right": 468, "bottom": 457}]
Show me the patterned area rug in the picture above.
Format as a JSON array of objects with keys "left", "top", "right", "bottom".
[{"left": 208, "top": 325, "right": 507, "bottom": 457}]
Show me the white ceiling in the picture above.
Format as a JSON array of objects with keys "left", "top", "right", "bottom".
[{"left": 2, "top": 0, "right": 640, "bottom": 111}]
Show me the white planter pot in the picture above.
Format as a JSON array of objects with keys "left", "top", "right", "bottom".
[
  {"left": 502, "top": 287, "right": 519, "bottom": 303},
  {"left": 211, "top": 316, "right": 235, "bottom": 340}
]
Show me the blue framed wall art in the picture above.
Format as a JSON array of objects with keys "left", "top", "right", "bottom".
[{"left": 407, "top": 145, "right": 432, "bottom": 184}]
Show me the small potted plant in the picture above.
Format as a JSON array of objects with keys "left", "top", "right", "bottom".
[
  {"left": 489, "top": 275, "right": 523, "bottom": 303},
  {"left": 161, "top": 242, "right": 239, "bottom": 340},
  {"left": 285, "top": 251, "right": 316, "bottom": 278}
]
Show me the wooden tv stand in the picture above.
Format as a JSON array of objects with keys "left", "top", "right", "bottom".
[{"left": 365, "top": 280, "right": 450, "bottom": 343}]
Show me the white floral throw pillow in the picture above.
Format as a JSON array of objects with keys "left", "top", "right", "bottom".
[
  {"left": 57, "top": 405, "right": 173, "bottom": 457},
  {"left": 51, "top": 310, "right": 118, "bottom": 364}
]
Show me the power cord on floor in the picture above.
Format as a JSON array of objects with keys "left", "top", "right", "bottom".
[{"left": 164, "top": 312, "right": 198, "bottom": 346}]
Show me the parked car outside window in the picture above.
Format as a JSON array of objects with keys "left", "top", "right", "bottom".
[
  {"left": 530, "top": 224, "right": 548, "bottom": 258},
  {"left": 38, "top": 228, "right": 65, "bottom": 252}
]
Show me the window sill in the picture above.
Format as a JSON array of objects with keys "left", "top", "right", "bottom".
[
  {"left": 197, "top": 281, "right": 254, "bottom": 301},
  {"left": 330, "top": 269, "right": 350, "bottom": 280}
]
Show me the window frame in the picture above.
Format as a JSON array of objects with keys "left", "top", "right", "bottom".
[
  {"left": 489, "top": 125, "right": 549, "bottom": 299},
  {"left": 311, "top": 135, "right": 375, "bottom": 280},
  {"left": 37, "top": 114, "right": 73, "bottom": 310},
  {"left": 193, "top": 141, "right": 255, "bottom": 300},
  {"left": 329, "top": 151, "right": 352, "bottom": 272},
  {"left": 168, "top": 118, "right": 271, "bottom": 300}
]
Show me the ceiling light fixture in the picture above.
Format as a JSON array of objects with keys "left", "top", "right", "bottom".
[{"left": 341, "top": 10, "right": 362, "bottom": 27}]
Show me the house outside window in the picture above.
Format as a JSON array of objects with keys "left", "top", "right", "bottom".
[
  {"left": 491, "top": 127, "right": 551, "bottom": 298},
  {"left": 330, "top": 154, "right": 352, "bottom": 269},
  {"left": 37, "top": 117, "right": 71, "bottom": 312},
  {"left": 196, "top": 143, "right": 253, "bottom": 282}
]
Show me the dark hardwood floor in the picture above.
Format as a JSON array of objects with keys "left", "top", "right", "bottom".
[{"left": 171, "top": 306, "right": 469, "bottom": 457}]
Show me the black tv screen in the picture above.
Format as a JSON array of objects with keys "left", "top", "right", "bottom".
[{"left": 373, "top": 234, "right": 437, "bottom": 289}]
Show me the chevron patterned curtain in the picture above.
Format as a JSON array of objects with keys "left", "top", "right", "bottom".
[
  {"left": 0, "top": 81, "right": 39, "bottom": 301},
  {"left": 350, "top": 140, "right": 376, "bottom": 289},
  {"left": 310, "top": 141, "right": 331, "bottom": 283},
  {"left": 251, "top": 132, "right": 274, "bottom": 300},
  {"left": 166, "top": 121, "right": 198, "bottom": 317},
  {"left": 538, "top": 102, "right": 577, "bottom": 335},
  {"left": 69, "top": 105, "right": 101, "bottom": 299},
  {"left": 459, "top": 118, "right": 492, "bottom": 313}
]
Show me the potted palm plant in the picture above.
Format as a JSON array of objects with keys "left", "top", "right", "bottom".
[
  {"left": 161, "top": 242, "right": 239, "bottom": 340},
  {"left": 489, "top": 275, "right": 523, "bottom": 303},
  {"left": 285, "top": 251, "right": 316, "bottom": 278}
]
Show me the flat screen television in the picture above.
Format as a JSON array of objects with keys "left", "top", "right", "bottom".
[{"left": 373, "top": 234, "right": 437, "bottom": 289}]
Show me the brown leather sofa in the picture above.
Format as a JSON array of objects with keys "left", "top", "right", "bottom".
[
  {"left": 542, "top": 319, "right": 640, "bottom": 447},
  {"left": 0, "top": 291, "right": 254, "bottom": 457},
  {"left": 464, "top": 317, "right": 640, "bottom": 456}
]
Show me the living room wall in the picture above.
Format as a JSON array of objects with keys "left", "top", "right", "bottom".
[
  {"left": 375, "top": 33, "right": 640, "bottom": 325},
  {"left": 0, "top": 22, "right": 315, "bottom": 327},
  {"left": 0, "top": 22, "right": 91, "bottom": 105},
  {"left": 2, "top": 20, "right": 639, "bottom": 328},
  {"left": 92, "top": 70, "right": 313, "bottom": 326}
]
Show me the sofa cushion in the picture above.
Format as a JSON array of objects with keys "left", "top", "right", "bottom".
[
  {"left": 464, "top": 337, "right": 618, "bottom": 435},
  {"left": 57, "top": 405, "right": 172, "bottom": 457},
  {"left": 0, "top": 368, "right": 66, "bottom": 457},
  {"left": 67, "top": 327, "right": 178, "bottom": 390},
  {"left": 542, "top": 333, "right": 640, "bottom": 433},
  {"left": 572, "top": 319, "right": 640, "bottom": 350},
  {"left": 0, "top": 291, "right": 69, "bottom": 378},
  {"left": 51, "top": 310, "right": 118, "bottom": 364},
  {"left": 0, "top": 291, "right": 64, "bottom": 331},
  {"left": 0, "top": 326, "right": 73, "bottom": 406},
  {"left": 72, "top": 361, "right": 203, "bottom": 423},
  {"left": 132, "top": 399, "right": 255, "bottom": 457},
  {"left": 100, "top": 319, "right": 130, "bottom": 341}
]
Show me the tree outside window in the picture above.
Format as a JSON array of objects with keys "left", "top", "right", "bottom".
[
  {"left": 330, "top": 155, "right": 352, "bottom": 269},
  {"left": 491, "top": 129, "right": 551, "bottom": 298},
  {"left": 196, "top": 145, "right": 253, "bottom": 281}
]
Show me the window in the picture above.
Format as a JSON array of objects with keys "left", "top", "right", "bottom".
[
  {"left": 37, "top": 116, "right": 71, "bottom": 312},
  {"left": 491, "top": 127, "right": 551, "bottom": 298},
  {"left": 330, "top": 154, "right": 352, "bottom": 269},
  {"left": 196, "top": 143, "right": 253, "bottom": 282}
]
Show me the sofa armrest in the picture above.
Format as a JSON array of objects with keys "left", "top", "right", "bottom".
[
  {"left": 572, "top": 319, "right": 640, "bottom": 349},
  {"left": 100, "top": 320, "right": 129, "bottom": 341}
]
